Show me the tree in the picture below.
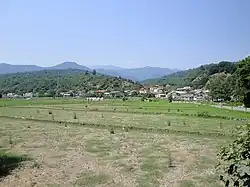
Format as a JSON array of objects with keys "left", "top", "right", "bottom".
[
  {"left": 168, "top": 94, "right": 173, "bottom": 103},
  {"left": 206, "top": 73, "right": 233, "bottom": 101},
  {"left": 92, "top": 69, "right": 97, "bottom": 75},
  {"left": 237, "top": 57, "right": 250, "bottom": 107},
  {"left": 217, "top": 125, "right": 250, "bottom": 187},
  {"left": 0, "top": 93, "right": 2, "bottom": 98}
]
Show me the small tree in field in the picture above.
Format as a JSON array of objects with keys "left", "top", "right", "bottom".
[
  {"left": 217, "top": 125, "right": 250, "bottom": 187},
  {"left": 168, "top": 94, "right": 173, "bottom": 103}
]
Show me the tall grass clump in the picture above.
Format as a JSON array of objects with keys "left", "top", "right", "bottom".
[
  {"left": 168, "top": 121, "right": 171, "bottom": 126},
  {"left": 73, "top": 112, "right": 77, "bottom": 119}
]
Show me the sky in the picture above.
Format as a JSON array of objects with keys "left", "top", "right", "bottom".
[{"left": 0, "top": 0, "right": 250, "bottom": 69}]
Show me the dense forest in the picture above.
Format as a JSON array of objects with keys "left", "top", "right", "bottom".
[{"left": 0, "top": 69, "right": 141, "bottom": 97}]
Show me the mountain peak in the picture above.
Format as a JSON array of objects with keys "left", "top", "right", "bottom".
[
  {"left": 49, "top": 61, "right": 90, "bottom": 71},
  {"left": 61, "top": 61, "right": 78, "bottom": 65}
]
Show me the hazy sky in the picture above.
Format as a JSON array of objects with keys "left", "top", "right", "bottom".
[{"left": 0, "top": 0, "right": 250, "bottom": 69}]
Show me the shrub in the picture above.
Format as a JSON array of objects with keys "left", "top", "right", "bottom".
[
  {"left": 168, "top": 149, "right": 174, "bottom": 168},
  {"left": 122, "top": 97, "right": 128, "bottom": 101},
  {"left": 197, "top": 111, "right": 210, "bottom": 118},
  {"left": 110, "top": 128, "right": 115, "bottom": 134},
  {"left": 168, "top": 108, "right": 170, "bottom": 112},
  {"left": 177, "top": 109, "right": 180, "bottom": 112},
  {"left": 36, "top": 110, "right": 39, "bottom": 114},
  {"left": 217, "top": 125, "right": 250, "bottom": 187},
  {"left": 9, "top": 134, "right": 13, "bottom": 145},
  {"left": 51, "top": 114, "right": 54, "bottom": 120},
  {"left": 73, "top": 113, "right": 77, "bottom": 119},
  {"left": 168, "top": 94, "right": 173, "bottom": 103},
  {"left": 168, "top": 121, "right": 171, "bottom": 126},
  {"left": 219, "top": 122, "right": 223, "bottom": 129},
  {"left": 48, "top": 111, "right": 52, "bottom": 115}
]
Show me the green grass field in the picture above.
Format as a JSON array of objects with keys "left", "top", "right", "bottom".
[{"left": 0, "top": 98, "right": 249, "bottom": 186}]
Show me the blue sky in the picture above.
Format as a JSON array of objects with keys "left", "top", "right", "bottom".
[{"left": 0, "top": 0, "right": 250, "bottom": 69}]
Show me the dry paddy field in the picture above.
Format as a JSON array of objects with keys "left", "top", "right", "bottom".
[{"left": 0, "top": 99, "right": 249, "bottom": 187}]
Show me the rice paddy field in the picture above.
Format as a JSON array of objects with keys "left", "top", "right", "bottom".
[{"left": 0, "top": 98, "right": 249, "bottom": 187}]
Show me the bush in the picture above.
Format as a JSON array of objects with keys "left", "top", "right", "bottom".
[
  {"left": 217, "top": 125, "right": 250, "bottom": 186},
  {"left": 110, "top": 128, "right": 115, "bottom": 134},
  {"left": 0, "top": 151, "right": 29, "bottom": 178},
  {"left": 9, "top": 134, "right": 12, "bottom": 145},
  {"left": 197, "top": 111, "right": 210, "bottom": 118},
  {"left": 168, "top": 94, "right": 173, "bottom": 103},
  {"left": 168, "top": 121, "right": 171, "bottom": 126},
  {"left": 73, "top": 113, "right": 77, "bottom": 119},
  {"left": 122, "top": 97, "right": 128, "bottom": 101}
]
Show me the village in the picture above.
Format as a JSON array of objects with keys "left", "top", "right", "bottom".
[{"left": 2, "top": 85, "right": 210, "bottom": 102}]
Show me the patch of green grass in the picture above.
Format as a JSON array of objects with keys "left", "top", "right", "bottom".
[
  {"left": 193, "top": 174, "right": 223, "bottom": 187},
  {"left": 137, "top": 156, "right": 170, "bottom": 187},
  {"left": 74, "top": 171, "right": 111, "bottom": 187},
  {"left": 0, "top": 106, "right": 245, "bottom": 136},
  {"left": 85, "top": 139, "right": 112, "bottom": 157},
  {"left": 178, "top": 180, "right": 196, "bottom": 187},
  {"left": 0, "top": 150, "right": 29, "bottom": 178}
]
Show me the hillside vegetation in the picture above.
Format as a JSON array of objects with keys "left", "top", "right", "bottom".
[
  {"left": 143, "top": 57, "right": 250, "bottom": 106},
  {"left": 142, "top": 61, "right": 237, "bottom": 87},
  {"left": 0, "top": 69, "right": 141, "bottom": 96}
]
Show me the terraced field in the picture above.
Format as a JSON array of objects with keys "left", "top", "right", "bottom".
[{"left": 0, "top": 98, "right": 249, "bottom": 186}]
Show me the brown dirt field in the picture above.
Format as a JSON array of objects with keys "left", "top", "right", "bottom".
[{"left": 0, "top": 118, "right": 224, "bottom": 187}]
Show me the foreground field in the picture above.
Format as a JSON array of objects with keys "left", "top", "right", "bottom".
[
  {"left": 1, "top": 118, "right": 224, "bottom": 187},
  {"left": 0, "top": 99, "right": 249, "bottom": 186}
]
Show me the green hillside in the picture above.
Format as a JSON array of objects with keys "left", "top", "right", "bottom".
[
  {"left": 142, "top": 61, "right": 237, "bottom": 88},
  {"left": 0, "top": 69, "right": 141, "bottom": 96}
]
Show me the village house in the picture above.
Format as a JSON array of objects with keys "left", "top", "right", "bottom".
[
  {"left": 60, "top": 92, "right": 71, "bottom": 97},
  {"left": 23, "top": 92, "right": 33, "bottom": 98},
  {"left": 155, "top": 93, "right": 167, "bottom": 99},
  {"left": 7, "top": 93, "right": 20, "bottom": 98},
  {"left": 139, "top": 88, "right": 148, "bottom": 94},
  {"left": 149, "top": 85, "right": 164, "bottom": 94}
]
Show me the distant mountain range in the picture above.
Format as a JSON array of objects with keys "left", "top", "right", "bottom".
[
  {"left": 0, "top": 62, "right": 176, "bottom": 81},
  {"left": 0, "top": 62, "right": 90, "bottom": 75}
]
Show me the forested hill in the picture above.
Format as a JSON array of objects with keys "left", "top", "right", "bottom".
[
  {"left": 0, "top": 69, "right": 141, "bottom": 96},
  {"left": 142, "top": 61, "right": 237, "bottom": 87}
]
